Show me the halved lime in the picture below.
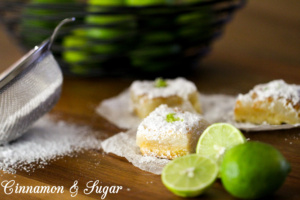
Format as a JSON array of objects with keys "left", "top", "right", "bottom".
[
  {"left": 196, "top": 123, "right": 246, "bottom": 166},
  {"left": 161, "top": 154, "right": 218, "bottom": 197}
]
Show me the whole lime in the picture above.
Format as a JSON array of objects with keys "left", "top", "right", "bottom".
[
  {"left": 126, "top": 0, "right": 168, "bottom": 6},
  {"left": 86, "top": 0, "right": 132, "bottom": 26},
  {"left": 88, "top": 0, "right": 124, "bottom": 6},
  {"left": 221, "top": 141, "right": 290, "bottom": 199},
  {"left": 30, "top": 0, "right": 74, "bottom": 2},
  {"left": 20, "top": 0, "right": 76, "bottom": 47},
  {"left": 62, "top": 35, "right": 89, "bottom": 64}
]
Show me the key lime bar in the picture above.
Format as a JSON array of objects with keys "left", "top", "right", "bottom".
[
  {"left": 137, "top": 105, "right": 209, "bottom": 159},
  {"left": 130, "top": 77, "right": 201, "bottom": 118},
  {"left": 234, "top": 80, "right": 300, "bottom": 125}
]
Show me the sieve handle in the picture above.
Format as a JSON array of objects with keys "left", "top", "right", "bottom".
[
  {"left": 48, "top": 17, "right": 76, "bottom": 51},
  {"left": 0, "top": 17, "right": 75, "bottom": 89}
]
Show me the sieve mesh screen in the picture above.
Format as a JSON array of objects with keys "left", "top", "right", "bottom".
[{"left": 0, "top": 52, "right": 62, "bottom": 144}]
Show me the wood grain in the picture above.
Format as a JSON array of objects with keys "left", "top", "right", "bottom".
[{"left": 0, "top": 0, "right": 300, "bottom": 199}]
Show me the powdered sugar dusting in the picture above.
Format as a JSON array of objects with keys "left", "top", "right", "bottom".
[
  {"left": 200, "top": 93, "right": 235, "bottom": 123},
  {"left": 97, "top": 89, "right": 300, "bottom": 132},
  {"left": 96, "top": 90, "right": 141, "bottom": 129},
  {"left": 0, "top": 116, "right": 101, "bottom": 174},
  {"left": 99, "top": 89, "right": 300, "bottom": 174},
  {"left": 101, "top": 128, "right": 169, "bottom": 175},
  {"left": 130, "top": 77, "right": 197, "bottom": 99},
  {"left": 238, "top": 80, "right": 300, "bottom": 107},
  {"left": 137, "top": 105, "right": 207, "bottom": 141}
]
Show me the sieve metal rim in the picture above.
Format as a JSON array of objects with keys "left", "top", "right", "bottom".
[
  {"left": 0, "top": 40, "right": 51, "bottom": 90},
  {"left": 0, "top": 17, "right": 75, "bottom": 90}
]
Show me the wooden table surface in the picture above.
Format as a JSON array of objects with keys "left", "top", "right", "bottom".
[{"left": 1, "top": 0, "right": 300, "bottom": 199}]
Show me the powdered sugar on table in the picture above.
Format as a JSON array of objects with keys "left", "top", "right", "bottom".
[{"left": 0, "top": 116, "right": 101, "bottom": 174}]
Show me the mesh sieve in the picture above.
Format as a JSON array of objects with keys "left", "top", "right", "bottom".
[{"left": 0, "top": 18, "right": 74, "bottom": 145}]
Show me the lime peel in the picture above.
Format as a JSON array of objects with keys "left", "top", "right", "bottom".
[{"left": 221, "top": 141, "right": 291, "bottom": 199}]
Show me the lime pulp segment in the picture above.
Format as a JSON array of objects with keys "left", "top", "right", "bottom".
[
  {"left": 161, "top": 154, "right": 218, "bottom": 197},
  {"left": 196, "top": 123, "right": 246, "bottom": 165}
]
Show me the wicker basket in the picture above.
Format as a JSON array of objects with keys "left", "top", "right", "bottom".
[{"left": 0, "top": 0, "right": 246, "bottom": 77}]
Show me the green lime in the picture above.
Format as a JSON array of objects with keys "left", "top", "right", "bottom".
[
  {"left": 177, "top": 9, "right": 212, "bottom": 25},
  {"left": 196, "top": 123, "right": 246, "bottom": 166},
  {"left": 30, "top": 0, "right": 74, "bottom": 3},
  {"left": 221, "top": 142, "right": 291, "bottom": 199},
  {"left": 72, "top": 29, "right": 88, "bottom": 37},
  {"left": 63, "top": 51, "right": 89, "bottom": 64},
  {"left": 177, "top": 0, "right": 203, "bottom": 4},
  {"left": 85, "top": 15, "right": 132, "bottom": 25},
  {"left": 131, "top": 44, "right": 180, "bottom": 57},
  {"left": 130, "top": 44, "right": 179, "bottom": 71},
  {"left": 70, "top": 65, "right": 91, "bottom": 75},
  {"left": 62, "top": 35, "right": 89, "bottom": 63},
  {"left": 86, "top": 0, "right": 134, "bottom": 27},
  {"left": 84, "top": 28, "right": 124, "bottom": 40},
  {"left": 63, "top": 35, "right": 87, "bottom": 48},
  {"left": 88, "top": 0, "right": 124, "bottom": 6},
  {"left": 92, "top": 44, "right": 120, "bottom": 54},
  {"left": 142, "top": 31, "right": 175, "bottom": 43},
  {"left": 126, "top": 0, "right": 168, "bottom": 6},
  {"left": 20, "top": 0, "right": 75, "bottom": 47},
  {"left": 131, "top": 59, "right": 174, "bottom": 72},
  {"left": 162, "top": 154, "right": 218, "bottom": 197}
]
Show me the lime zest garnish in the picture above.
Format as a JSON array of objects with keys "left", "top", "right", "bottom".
[
  {"left": 166, "top": 113, "right": 182, "bottom": 123},
  {"left": 155, "top": 77, "right": 168, "bottom": 88}
]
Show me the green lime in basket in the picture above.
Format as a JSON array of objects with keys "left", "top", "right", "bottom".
[
  {"left": 85, "top": 0, "right": 132, "bottom": 55},
  {"left": 162, "top": 154, "right": 218, "bottom": 197},
  {"left": 126, "top": 0, "right": 168, "bottom": 6},
  {"left": 85, "top": 0, "right": 125, "bottom": 43},
  {"left": 130, "top": 44, "right": 180, "bottom": 72},
  {"left": 21, "top": 0, "right": 76, "bottom": 47},
  {"left": 62, "top": 34, "right": 89, "bottom": 63},
  {"left": 196, "top": 123, "right": 246, "bottom": 166},
  {"left": 86, "top": 0, "right": 134, "bottom": 26},
  {"left": 29, "top": 0, "right": 74, "bottom": 2},
  {"left": 177, "top": 1, "right": 213, "bottom": 43},
  {"left": 88, "top": 0, "right": 124, "bottom": 5},
  {"left": 221, "top": 141, "right": 291, "bottom": 199}
]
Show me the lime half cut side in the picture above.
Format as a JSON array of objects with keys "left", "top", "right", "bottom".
[
  {"left": 161, "top": 154, "right": 218, "bottom": 197},
  {"left": 196, "top": 123, "right": 246, "bottom": 166}
]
